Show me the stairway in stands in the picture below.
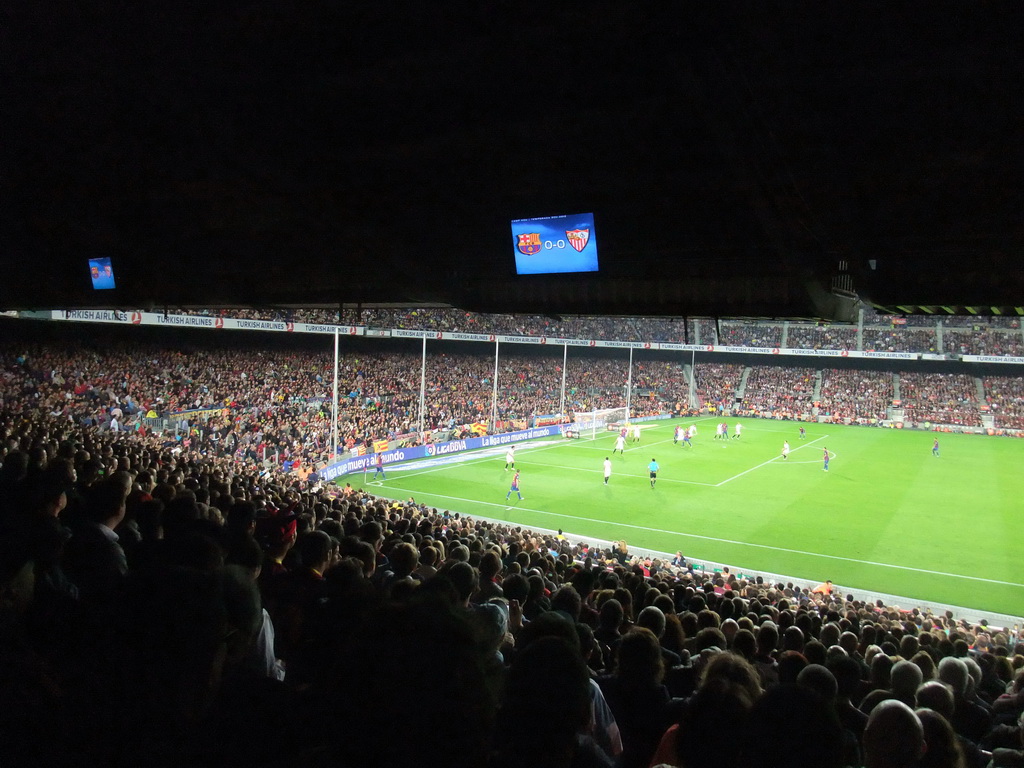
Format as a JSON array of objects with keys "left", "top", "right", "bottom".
[
  {"left": 975, "top": 376, "right": 993, "bottom": 429},
  {"left": 736, "top": 366, "right": 752, "bottom": 400},
  {"left": 684, "top": 364, "right": 698, "bottom": 409}
]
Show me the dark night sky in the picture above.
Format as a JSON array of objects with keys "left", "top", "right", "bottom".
[{"left": 4, "top": 2, "right": 1023, "bottom": 316}]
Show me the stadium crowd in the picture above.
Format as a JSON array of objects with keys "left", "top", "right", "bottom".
[
  {"left": 7, "top": 322, "right": 1016, "bottom": 470},
  {"left": 718, "top": 324, "right": 783, "bottom": 348},
  {"left": 1, "top": 337, "right": 688, "bottom": 464},
  {"left": 984, "top": 377, "right": 1024, "bottom": 430},
  {"left": 862, "top": 328, "right": 939, "bottom": 355},
  {"left": 819, "top": 370, "right": 895, "bottom": 424},
  {"left": 900, "top": 373, "right": 983, "bottom": 428},
  {"left": 693, "top": 318, "right": 718, "bottom": 345},
  {"left": 1, "top": 407, "right": 1024, "bottom": 768},
  {"left": 187, "top": 308, "right": 698, "bottom": 344},
  {"left": 863, "top": 312, "right": 1021, "bottom": 330},
  {"left": 786, "top": 324, "right": 859, "bottom": 350},
  {"left": 171, "top": 307, "right": 1024, "bottom": 358},
  {"left": 946, "top": 330, "right": 1024, "bottom": 358},
  {"left": 737, "top": 366, "right": 817, "bottom": 418},
  {"left": 3, "top": 321, "right": 1024, "bottom": 766},
  {"left": 693, "top": 363, "right": 744, "bottom": 409}
]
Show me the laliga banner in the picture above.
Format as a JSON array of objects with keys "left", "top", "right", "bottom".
[
  {"left": 48, "top": 310, "right": 363, "bottom": 337},
  {"left": 532, "top": 413, "right": 564, "bottom": 427},
  {"left": 319, "top": 424, "right": 567, "bottom": 482}
]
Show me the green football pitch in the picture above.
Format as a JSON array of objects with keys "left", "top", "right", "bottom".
[{"left": 352, "top": 417, "right": 1024, "bottom": 618}]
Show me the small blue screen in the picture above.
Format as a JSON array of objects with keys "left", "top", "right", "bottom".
[{"left": 89, "top": 258, "right": 116, "bottom": 290}]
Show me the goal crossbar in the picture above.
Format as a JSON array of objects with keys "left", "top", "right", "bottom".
[{"left": 573, "top": 407, "right": 630, "bottom": 439}]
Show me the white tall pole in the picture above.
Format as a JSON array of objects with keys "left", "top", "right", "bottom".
[
  {"left": 626, "top": 346, "right": 634, "bottom": 422},
  {"left": 691, "top": 348, "right": 696, "bottom": 410},
  {"left": 331, "top": 329, "right": 340, "bottom": 459},
  {"left": 559, "top": 344, "right": 568, "bottom": 419},
  {"left": 490, "top": 339, "right": 500, "bottom": 431},
  {"left": 419, "top": 336, "right": 427, "bottom": 437}
]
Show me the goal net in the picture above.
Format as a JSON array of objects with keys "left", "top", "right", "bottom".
[{"left": 572, "top": 407, "right": 630, "bottom": 439}]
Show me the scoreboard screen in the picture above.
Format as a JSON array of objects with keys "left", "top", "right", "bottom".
[
  {"left": 511, "top": 212, "right": 598, "bottom": 275},
  {"left": 88, "top": 257, "right": 117, "bottom": 290}
]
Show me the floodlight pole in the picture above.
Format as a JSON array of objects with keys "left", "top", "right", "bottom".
[
  {"left": 690, "top": 348, "right": 696, "bottom": 410},
  {"left": 418, "top": 336, "right": 427, "bottom": 438},
  {"left": 331, "top": 329, "right": 340, "bottom": 460},
  {"left": 490, "top": 339, "right": 500, "bottom": 432},
  {"left": 625, "top": 346, "right": 634, "bottom": 422},
  {"left": 559, "top": 343, "right": 568, "bottom": 420}
]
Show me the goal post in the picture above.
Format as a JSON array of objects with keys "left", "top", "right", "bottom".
[{"left": 572, "top": 406, "right": 630, "bottom": 439}]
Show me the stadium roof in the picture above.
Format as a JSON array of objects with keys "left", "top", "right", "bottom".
[{"left": 4, "top": 2, "right": 1023, "bottom": 319}]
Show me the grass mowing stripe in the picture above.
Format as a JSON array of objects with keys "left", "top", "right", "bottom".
[
  {"left": 511, "top": 461, "right": 719, "bottom": 486},
  {"left": 368, "top": 483, "right": 1024, "bottom": 588}
]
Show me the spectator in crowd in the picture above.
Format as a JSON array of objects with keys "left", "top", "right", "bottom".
[
  {"left": 939, "top": 656, "right": 995, "bottom": 744},
  {"left": 860, "top": 658, "right": 924, "bottom": 714},
  {"left": 493, "top": 636, "right": 614, "bottom": 768},
  {"left": 917, "top": 708, "right": 969, "bottom": 768},
  {"left": 863, "top": 699, "right": 926, "bottom": 768},
  {"left": 598, "top": 627, "right": 681, "bottom": 768},
  {"left": 62, "top": 476, "right": 129, "bottom": 605},
  {"left": 743, "top": 684, "right": 845, "bottom": 768}
]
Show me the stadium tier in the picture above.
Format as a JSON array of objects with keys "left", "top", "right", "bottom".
[
  {"left": 1, "top": 314, "right": 1023, "bottom": 768},
  {"left": 33, "top": 306, "right": 1024, "bottom": 358}
]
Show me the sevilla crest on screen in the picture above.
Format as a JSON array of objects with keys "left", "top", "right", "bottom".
[{"left": 566, "top": 228, "right": 590, "bottom": 252}]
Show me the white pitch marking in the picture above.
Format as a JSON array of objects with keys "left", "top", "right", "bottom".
[
  {"left": 536, "top": 462, "right": 718, "bottom": 487},
  {"left": 714, "top": 435, "right": 829, "bottom": 486},
  {"left": 372, "top": 484, "right": 1024, "bottom": 589},
  {"left": 573, "top": 434, "right": 678, "bottom": 451}
]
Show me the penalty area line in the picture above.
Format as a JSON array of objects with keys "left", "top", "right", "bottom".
[{"left": 715, "top": 435, "right": 828, "bottom": 486}]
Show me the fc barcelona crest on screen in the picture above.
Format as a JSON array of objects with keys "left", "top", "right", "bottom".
[
  {"left": 517, "top": 232, "right": 542, "bottom": 255},
  {"left": 566, "top": 228, "right": 590, "bottom": 252}
]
